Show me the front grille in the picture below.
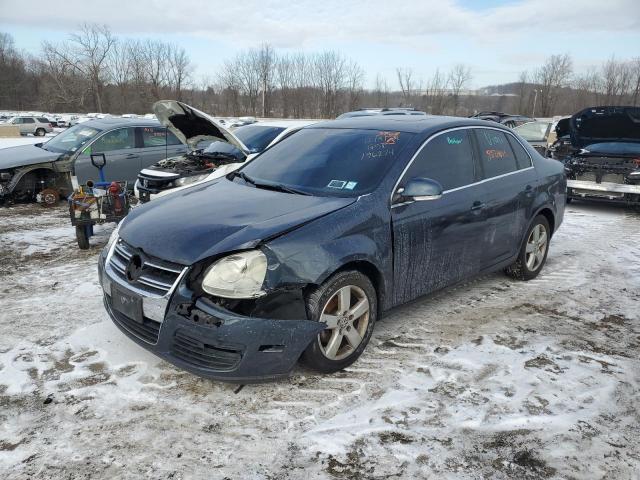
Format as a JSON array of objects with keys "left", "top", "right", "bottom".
[
  {"left": 577, "top": 172, "right": 597, "bottom": 182},
  {"left": 602, "top": 173, "right": 624, "bottom": 184},
  {"left": 109, "top": 239, "right": 184, "bottom": 296},
  {"left": 109, "top": 299, "right": 161, "bottom": 344},
  {"left": 137, "top": 172, "right": 178, "bottom": 193},
  {"left": 172, "top": 330, "right": 242, "bottom": 371}
]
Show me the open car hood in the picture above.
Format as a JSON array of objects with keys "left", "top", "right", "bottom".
[
  {"left": 570, "top": 106, "right": 640, "bottom": 149},
  {"left": 153, "top": 100, "right": 250, "bottom": 153}
]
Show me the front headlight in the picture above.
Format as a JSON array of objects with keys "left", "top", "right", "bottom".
[
  {"left": 173, "top": 173, "right": 210, "bottom": 187},
  {"left": 201, "top": 250, "right": 267, "bottom": 299}
]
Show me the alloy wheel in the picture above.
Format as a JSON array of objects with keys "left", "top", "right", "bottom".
[
  {"left": 318, "top": 285, "right": 370, "bottom": 361},
  {"left": 525, "top": 223, "right": 548, "bottom": 271}
]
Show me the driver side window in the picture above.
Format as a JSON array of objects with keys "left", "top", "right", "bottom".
[
  {"left": 401, "top": 130, "right": 476, "bottom": 191},
  {"left": 91, "top": 128, "right": 135, "bottom": 153}
]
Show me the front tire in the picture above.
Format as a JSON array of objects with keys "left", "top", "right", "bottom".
[
  {"left": 505, "top": 215, "right": 550, "bottom": 280},
  {"left": 302, "top": 270, "right": 377, "bottom": 373}
]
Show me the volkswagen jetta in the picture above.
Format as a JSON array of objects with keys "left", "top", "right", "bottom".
[{"left": 98, "top": 115, "right": 566, "bottom": 382}]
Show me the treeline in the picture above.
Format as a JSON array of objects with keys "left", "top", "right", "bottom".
[{"left": 1, "top": 24, "right": 639, "bottom": 118}]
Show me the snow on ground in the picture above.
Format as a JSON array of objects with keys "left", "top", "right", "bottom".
[
  {"left": 0, "top": 131, "right": 61, "bottom": 149},
  {"left": 0, "top": 202, "right": 639, "bottom": 479}
]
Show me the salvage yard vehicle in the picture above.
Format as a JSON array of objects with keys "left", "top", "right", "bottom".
[
  {"left": 470, "top": 111, "right": 533, "bottom": 128},
  {"left": 135, "top": 101, "right": 315, "bottom": 203},
  {"left": 563, "top": 106, "right": 640, "bottom": 206},
  {"left": 7, "top": 116, "right": 53, "bottom": 136},
  {"left": 99, "top": 115, "right": 565, "bottom": 382},
  {"left": 337, "top": 108, "right": 428, "bottom": 119},
  {"left": 0, "top": 118, "right": 187, "bottom": 204},
  {"left": 513, "top": 121, "right": 553, "bottom": 156}
]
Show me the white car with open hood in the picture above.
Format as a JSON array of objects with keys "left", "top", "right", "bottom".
[{"left": 134, "top": 100, "right": 315, "bottom": 203}]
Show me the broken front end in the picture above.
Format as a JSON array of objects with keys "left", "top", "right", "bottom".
[
  {"left": 565, "top": 149, "right": 640, "bottom": 205},
  {"left": 136, "top": 145, "right": 244, "bottom": 203}
]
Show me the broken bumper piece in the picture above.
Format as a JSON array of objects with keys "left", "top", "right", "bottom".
[
  {"left": 567, "top": 179, "right": 640, "bottom": 203},
  {"left": 102, "top": 285, "right": 325, "bottom": 383}
]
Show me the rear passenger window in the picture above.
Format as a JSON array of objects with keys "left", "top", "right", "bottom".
[
  {"left": 403, "top": 130, "right": 475, "bottom": 190},
  {"left": 507, "top": 135, "right": 532, "bottom": 169},
  {"left": 141, "top": 126, "right": 168, "bottom": 147},
  {"left": 475, "top": 129, "right": 518, "bottom": 178},
  {"left": 23, "top": 118, "right": 35, "bottom": 124}
]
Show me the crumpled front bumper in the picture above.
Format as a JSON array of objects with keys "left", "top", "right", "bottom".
[
  {"left": 99, "top": 256, "right": 324, "bottom": 383},
  {"left": 567, "top": 179, "right": 640, "bottom": 204}
]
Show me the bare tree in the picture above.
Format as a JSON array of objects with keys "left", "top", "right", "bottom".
[
  {"left": 167, "top": 44, "right": 191, "bottom": 100},
  {"left": 345, "top": 60, "right": 365, "bottom": 111},
  {"left": 314, "top": 51, "right": 348, "bottom": 118},
  {"left": 277, "top": 54, "right": 294, "bottom": 117},
  {"left": 533, "top": 54, "right": 573, "bottom": 117},
  {"left": 448, "top": 64, "right": 472, "bottom": 115},
  {"left": 396, "top": 67, "right": 415, "bottom": 106},
  {"left": 373, "top": 73, "right": 389, "bottom": 107},
  {"left": 425, "top": 69, "right": 447, "bottom": 115}
]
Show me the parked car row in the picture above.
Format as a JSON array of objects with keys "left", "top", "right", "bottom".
[{"left": 98, "top": 104, "right": 566, "bottom": 382}]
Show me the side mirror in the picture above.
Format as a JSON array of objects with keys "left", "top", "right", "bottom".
[{"left": 399, "top": 177, "right": 443, "bottom": 202}]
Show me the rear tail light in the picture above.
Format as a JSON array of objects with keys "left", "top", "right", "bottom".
[{"left": 634, "top": 158, "right": 640, "bottom": 167}]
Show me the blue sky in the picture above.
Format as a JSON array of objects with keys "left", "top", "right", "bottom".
[{"left": 1, "top": 0, "right": 638, "bottom": 88}]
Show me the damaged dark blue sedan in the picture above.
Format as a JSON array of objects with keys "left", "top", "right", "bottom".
[{"left": 98, "top": 113, "right": 566, "bottom": 382}]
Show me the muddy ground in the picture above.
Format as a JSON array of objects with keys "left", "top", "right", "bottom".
[{"left": 0, "top": 202, "right": 639, "bottom": 479}]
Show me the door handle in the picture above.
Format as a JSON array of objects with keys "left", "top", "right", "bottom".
[
  {"left": 126, "top": 153, "right": 140, "bottom": 159},
  {"left": 471, "top": 201, "right": 485, "bottom": 211}
]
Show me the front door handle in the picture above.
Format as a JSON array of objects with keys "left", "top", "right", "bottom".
[{"left": 471, "top": 201, "right": 485, "bottom": 211}]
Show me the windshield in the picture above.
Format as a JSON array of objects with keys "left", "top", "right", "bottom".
[
  {"left": 43, "top": 124, "right": 101, "bottom": 153},
  {"left": 234, "top": 125, "right": 286, "bottom": 153},
  {"left": 239, "top": 128, "right": 415, "bottom": 197},
  {"left": 514, "top": 122, "right": 550, "bottom": 142}
]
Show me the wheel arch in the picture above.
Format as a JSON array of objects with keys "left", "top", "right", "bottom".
[{"left": 315, "top": 259, "right": 386, "bottom": 315}]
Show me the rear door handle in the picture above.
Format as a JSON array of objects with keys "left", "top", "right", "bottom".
[
  {"left": 126, "top": 153, "right": 140, "bottom": 159},
  {"left": 471, "top": 201, "right": 485, "bottom": 211}
]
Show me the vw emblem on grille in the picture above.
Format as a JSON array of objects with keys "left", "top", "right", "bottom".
[{"left": 126, "top": 254, "right": 143, "bottom": 282}]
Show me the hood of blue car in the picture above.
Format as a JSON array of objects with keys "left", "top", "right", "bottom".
[
  {"left": 119, "top": 178, "right": 356, "bottom": 265},
  {"left": 0, "top": 144, "right": 61, "bottom": 170}
]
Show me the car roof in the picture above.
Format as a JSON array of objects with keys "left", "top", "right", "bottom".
[
  {"left": 82, "top": 117, "right": 161, "bottom": 129},
  {"left": 308, "top": 115, "right": 509, "bottom": 134},
  {"left": 242, "top": 120, "right": 317, "bottom": 129}
]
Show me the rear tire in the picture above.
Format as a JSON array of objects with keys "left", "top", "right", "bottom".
[
  {"left": 76, "top": 225, "right": 90, "bottom": 250},
  {"left": 302, "top": 270, "right": 377, "bottom": 373},
  {"left": 504, "top": 215, "right": 550, "bottom": 281},
  {"left": 35, "top": 128, "right": 45, "bottom": 137}
]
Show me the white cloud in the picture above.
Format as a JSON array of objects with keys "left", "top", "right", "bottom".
[{"left": 0, "top": 0, "right": 638, "bottom": 49}]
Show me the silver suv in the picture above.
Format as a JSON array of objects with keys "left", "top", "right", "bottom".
[{"left": 8, "top": 116, "right": 54, "bottom": 136}]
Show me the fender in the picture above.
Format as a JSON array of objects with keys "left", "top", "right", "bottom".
[{"left": 6, "top": 163, "right": 69, "bottom": 194}]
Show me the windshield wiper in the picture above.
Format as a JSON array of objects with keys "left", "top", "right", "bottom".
[
  {"left": 231, "top": 170, "right": 256, "bottom": 186},
  {"left": 252, "top": 181, "right": 311, "bottom": 196}
]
